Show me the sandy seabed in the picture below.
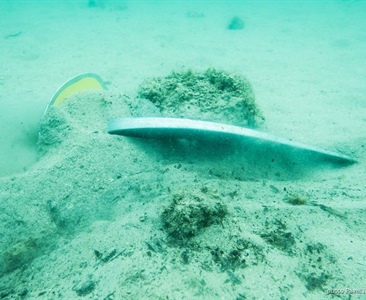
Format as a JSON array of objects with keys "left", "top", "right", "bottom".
[{"left": 0, "top": 1, "right": 366, "bottom": 299}]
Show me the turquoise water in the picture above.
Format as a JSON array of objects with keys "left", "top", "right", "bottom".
[
  {"left": 0, "top": 1, "right": 365, "bottom": 299},
  {"left": 1, "top": 0, "right": 365, "bottom": 176}
]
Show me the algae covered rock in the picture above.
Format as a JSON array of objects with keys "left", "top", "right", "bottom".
[
  {"left": 0, "top": 238, "right": 40, "bottom": 274},
  {"left": 161, "top": 192, "right": 228, "bottom": 242},
  {"left": 137, "top": 68, "right": 264, "bottom": 127}
]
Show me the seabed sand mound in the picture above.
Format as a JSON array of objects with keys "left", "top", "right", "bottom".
[
  {"left": 0, "top": 86, "right": 365, "bottom": 299},
  {"left": 137, "top": 68, "right": 264, "bottom": 127}
]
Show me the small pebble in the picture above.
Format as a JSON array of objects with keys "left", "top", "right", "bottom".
[
  {"left": 228, "top": 17, "right": 245, "bottom": 30},
  {"left": 74, "top": 280, "right": 95, "bottom": 296}
]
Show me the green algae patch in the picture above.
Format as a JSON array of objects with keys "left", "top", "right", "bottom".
[{"left": 161, "top": 192, "right": 228, "bottom": 243}]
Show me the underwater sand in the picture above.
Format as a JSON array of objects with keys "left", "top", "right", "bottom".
[{"left": 0, "top": 1, "right": 366, "bottom": 299}]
